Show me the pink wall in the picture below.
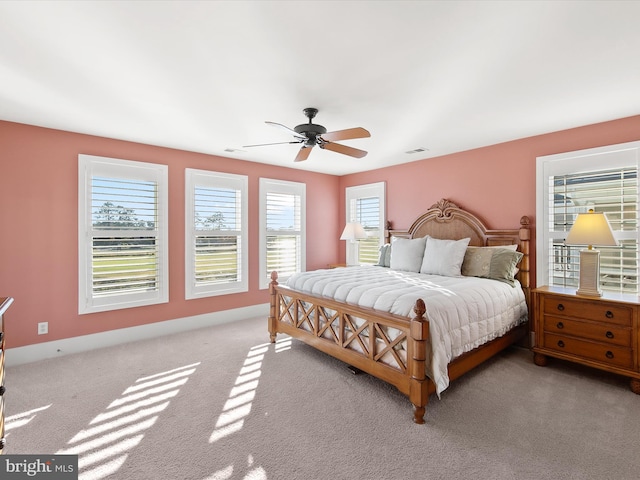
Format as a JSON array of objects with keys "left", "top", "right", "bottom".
[
  {"left": 340, "top": 115, "right": 640, "bottom": 284},
  {"left": 0, "top": 121, "right": 340, "bottom": 348},
  {"left": 2, "top": 115, "right": 639, "bottom": 349}
]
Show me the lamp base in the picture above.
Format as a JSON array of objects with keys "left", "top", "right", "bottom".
[{"left": 576, "top": 248, "right": 602, "bottom": 297}]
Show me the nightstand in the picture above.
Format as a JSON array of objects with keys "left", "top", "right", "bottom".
[{"left": 532, "top": 286, "right": 640, "bottom": 394}]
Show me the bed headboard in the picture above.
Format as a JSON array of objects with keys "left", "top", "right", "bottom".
[{"left": 387, "top": 198, "right": 531, "bottom": 304}]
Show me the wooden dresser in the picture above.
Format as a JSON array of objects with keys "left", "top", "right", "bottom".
[
  {"left": 0, "top": 297, "right": 13, "bottom": 455},
  {"left": 532, "top": 286, "right": 640, "bottom": 393}
]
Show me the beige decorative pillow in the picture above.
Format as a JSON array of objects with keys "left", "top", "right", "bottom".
[
  {"left": 489, "top": 249, "right": 524, "bottom": 286},
  {"left": 462, "top": 245, "right": 522, "bottom": 286},
  {"left": 461, "top": 247, "right": 495, "bottom": 277}
]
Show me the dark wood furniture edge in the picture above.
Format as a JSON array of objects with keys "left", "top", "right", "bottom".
[{"left": 0, "top": 296, "right": 13, "bottom": 455}]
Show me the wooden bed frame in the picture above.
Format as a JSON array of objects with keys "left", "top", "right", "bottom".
[{"left": 268, "top": 198, "right": 531, "bottom": 424}]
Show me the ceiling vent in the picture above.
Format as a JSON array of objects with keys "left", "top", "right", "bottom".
[{"left": 405, "top": 147, "right": 429, "bottom": 155}]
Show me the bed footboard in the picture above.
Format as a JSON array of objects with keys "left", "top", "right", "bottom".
[{"left": 268, "top": 271, "right": 432, "bottom": 424}]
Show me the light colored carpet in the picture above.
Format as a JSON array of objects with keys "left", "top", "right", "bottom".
[{"left": 5, "top": 316, "right": 640, "bottom": 480}]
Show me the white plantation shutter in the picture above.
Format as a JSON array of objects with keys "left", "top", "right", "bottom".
[
  {"left": 266, "top": 192, "right": 301, "bottom": 277},
  {"left": 537, "top": 142, "right": 640, "bottom": 295},
  {"left": 260, "top": 179, "right": 306, "bottom": 289},
  {"left": 91, "top": 177, "right": 158, "bottom": 295},
  {"left": 186, "top": 169, "right": 248, "bottom": 298},
  {"left": 345, "top": 183, "right": 385, "bottom": 265},
  {"left": 79, "top": 155, "right": 168, "bottom": 313},
  {"left": 354, "top": 196, "right": 382, "bottom": 264}
]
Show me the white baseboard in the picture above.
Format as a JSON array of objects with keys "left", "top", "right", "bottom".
[{"left": 5, "top": 303, "right": 269, "bottom": 367}]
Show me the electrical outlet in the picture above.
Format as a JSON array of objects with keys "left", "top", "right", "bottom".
[{"left": 38, "top": 322, "right": 48, "bottom": 335}]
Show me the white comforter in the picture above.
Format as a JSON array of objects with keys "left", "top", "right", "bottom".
[{"left": 286, "top": 266, "right": 528, "bottom": 395}]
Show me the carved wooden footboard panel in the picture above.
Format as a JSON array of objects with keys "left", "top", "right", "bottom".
[{"left": 268, "top": 272, "right": 432, "bottom": 423}]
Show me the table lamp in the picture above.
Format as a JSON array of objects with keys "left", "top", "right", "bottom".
[
  {"left": 565, "top": 209, "right": 618, "bottom": 297},
  {"left": 340, "top": 222, "right": 367, "bottom": 242}
]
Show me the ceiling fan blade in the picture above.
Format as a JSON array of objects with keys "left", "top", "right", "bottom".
[
  {"left": 265, "top": 121, "right": 306, "bottom": 139},
  {"left": 321, "top": 142, "right": 368, "bottom": 158},
  {"left": 321, "top": 127, "right": 371, "bottom": 142},
  {"left": 242, "top": 140, "right": 303, "bottom": 148},
  {"left": 294, "top": 146, "right": 313, "bottom": 162}
]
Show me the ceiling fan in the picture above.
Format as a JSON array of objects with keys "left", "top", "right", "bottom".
[{"left": 243, "top": 107, "right": 370, "bottom": 162}]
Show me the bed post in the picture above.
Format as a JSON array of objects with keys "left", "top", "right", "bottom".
[
  {"left": 268, "top": 271, "right": 279, "bottom": 343},
  {"left": 409, "top": 298, "right": 429, "bottom": 424},
  {"left": 518, "top": 216, "right": 531, "bottom": 313}
]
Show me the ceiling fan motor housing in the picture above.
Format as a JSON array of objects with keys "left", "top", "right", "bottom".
[{"left": 294, "top": 123, "right": 327, "bottom": 146}]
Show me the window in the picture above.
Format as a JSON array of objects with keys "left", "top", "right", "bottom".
[
  {"left": 536, "top": 141, "right": 640, "bottom": 294},
  {"left": 259, "top": 178, "right": 306, "bottom": 289},
  {"left": 345, "top": 182, "right": 386, "bottom": 265},
  {"left": 78, "top": 154, "right": 168, "bottom": 314},
  {"left": 185, "top": 169, "right": 248, "bottom": 298}
]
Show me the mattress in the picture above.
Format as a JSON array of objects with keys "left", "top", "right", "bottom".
[{"left": 285, "top": 266, "right": 528, "bottom": 395}]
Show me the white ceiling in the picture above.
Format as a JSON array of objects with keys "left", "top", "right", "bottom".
[{"left": 2, "top": 1, "right": 639, "bottom": 176}]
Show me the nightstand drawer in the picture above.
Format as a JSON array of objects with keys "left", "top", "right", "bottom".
[
  {"left": 544, "top": 333, "right": 633, "bottom": 369},
  {"left": 543, "top": 295, "right": 633, "bottom": 326},
  {"left": 543, "top": 315, "right": 632, "bottom": 347}
]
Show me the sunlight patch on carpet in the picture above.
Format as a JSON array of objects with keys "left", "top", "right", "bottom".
[
  {"left": 209, "top": 344, "right": 269, "bottom": 444},
  {"left": 4, "top": 404, "right": 52, "bottom": 437},
  {"left": 275, "top": 336, "right": 292, "bottom": 353},
  {"left": 204, "top": 454, "right": 267, "bottom": 480},
  {"left": 56, "top": 362, "right": 200, "bottom": 480},
  {"left": 207, "top": 339, "right": 295, "bottom": 477}
]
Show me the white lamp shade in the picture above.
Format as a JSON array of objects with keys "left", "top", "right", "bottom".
[
  {"left": 340, "top": 222, "right": 367, "bottom": 240},
  {"left": 565, "top": 210, "right": 617, "bottom": 297},
  {"left": 565, "top": 211, "right": 618, "bottom": 247}
]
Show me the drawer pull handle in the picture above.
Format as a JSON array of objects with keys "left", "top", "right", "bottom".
[
  {"left": 557, "top": 340, "right": 565, "bottom": 348},
  {"left": 606, "top": 351, "right": 614, "bottom": 359},
  {"left": 606, "top": 331, "right": 614, "bottom": 339},
  {"left": 556, "top": 322, "right": 564, "bottom": 329},
  {"left": 557, "top": 304, "right": 565, "bottom": 311},
  {"left": 0, "top": 385, "right": 4, "bottom": 396},
  {"left": 605, "top": 311, "right": 614, "bottom": 319}
]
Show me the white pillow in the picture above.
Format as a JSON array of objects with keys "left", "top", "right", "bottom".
[
  {"left": 390, "top": 237, "right": 427, "bottom": 272},
  {"left": 420, "top": 237, "right": 471, "bottom": 276}
]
